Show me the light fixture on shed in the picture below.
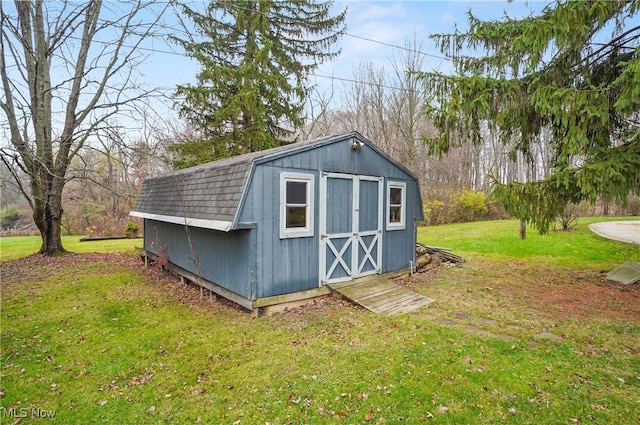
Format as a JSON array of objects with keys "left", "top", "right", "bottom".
[{"left": 351, "top": 139, "right": 364, "bottom": 150}]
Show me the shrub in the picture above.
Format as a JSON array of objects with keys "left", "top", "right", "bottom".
[
  {"left": 627, "top": 195, "right": 640, "bottom": 216},
  {"left": 79, "top": 200, "right": 105, "bottom": 226},
  {"left": 422, "top": 188, "right": 504, "bottom": 226},
  {"left": 422, "top": 199, "right": 447, "bottom": 226},
  {"left": 557, "top": 202, "right": 591, "bottom": 231},
  {"left": 0, "top": 204, "right": 22, "bottom": 228},
  {"left": 456, "top": 190, "right": 489, "bottom": 222},
  {"left": 124, "top": 221, "right": 140, "bottom": 238}
]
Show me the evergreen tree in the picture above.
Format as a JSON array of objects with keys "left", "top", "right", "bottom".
[
  {"left": 172, "top": 0, "right": 346, "bottom": 169},
  {"left": 419, "top": 0, "right": 639, "bottom": 232}
]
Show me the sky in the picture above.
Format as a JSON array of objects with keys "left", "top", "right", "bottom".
[
  {"left": 138, "top": 0, "right": 548, "bottom": 119},
  {"left": 0, "top": 1, "right": 550, "bottom": 142}
]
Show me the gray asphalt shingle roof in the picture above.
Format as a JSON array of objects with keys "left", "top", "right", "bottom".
[{"left": 131, "top": 133, "right": 358, "bottom": 228}]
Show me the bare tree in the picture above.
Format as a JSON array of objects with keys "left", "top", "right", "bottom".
[
  {"left": 300, "top": 82, "right": 338, "bottom": 140},
  {"left": 0, "top": 0, "right": 166, "bottom": 255}
]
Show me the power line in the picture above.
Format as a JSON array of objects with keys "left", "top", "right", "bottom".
[
  {"left": 53, "top": 2, "right": 451, "bottom": 64},
  {"left": 344, "top": 33, "right": 448, "bottom": 62},
  {"left": 215, "top": 1, "right": 451, "bottom": 62},
  {"left": 310, "top": 73, "right": 426, "bottom": 95}
]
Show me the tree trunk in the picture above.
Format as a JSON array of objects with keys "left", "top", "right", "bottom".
[
  {"left": 32, "top": 175, "right": 67, "bottom": 256},
  {"left": 519, "top": 219, "right": 527, "bottom": 240}
]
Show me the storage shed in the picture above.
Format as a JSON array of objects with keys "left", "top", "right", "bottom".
[{"left": 130, "top": 132, "right": 424, "bottom": 314}]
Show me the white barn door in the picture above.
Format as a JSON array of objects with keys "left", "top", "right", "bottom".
[{"left": 319, "top": 172, "right": 383, "bottom": 285}]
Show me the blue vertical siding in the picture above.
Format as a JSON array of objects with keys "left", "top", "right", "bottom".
[
  {"left": 144, "top": 136, "right": 422, "bottom": 302},
  {"left": 381, "top": 179, "right": 420, "bottom": 273},
  {"left": 144, "top": 219, "right": 255, "bottom": 299},
  {"left": 236, "top": 138, "right": 422, "bottom": 298}
]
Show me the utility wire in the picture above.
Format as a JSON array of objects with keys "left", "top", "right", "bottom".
[{"left": 219, "top": 1, "right": 451, "bottom": 62}]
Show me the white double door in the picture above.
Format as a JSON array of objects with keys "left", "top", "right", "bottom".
[{"left": 319, "top": 172, "right": 383, "bottom": 284}]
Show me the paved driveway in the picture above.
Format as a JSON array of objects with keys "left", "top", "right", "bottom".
[{"left": 588, "top": 221, "right": 640, "bottom": 244}]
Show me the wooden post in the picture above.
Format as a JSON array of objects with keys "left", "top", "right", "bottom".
[{"left": 519, "top": 219, "right": 527, "bottom": 240}]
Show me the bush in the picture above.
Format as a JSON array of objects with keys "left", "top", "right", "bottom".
[
  {"left": 0, "top": 204, "right": 22, "bottom": 228},
  {"left": 124, "top": 221, "right": 140, "bottom": 237},
  {"left": 455, "top": 190, "right": 489, "bottom": 222},
  {"left": 79, "top": 200, "right": 105, "bottom": 225},
  {"left": 627, "top": 195, "right": 640, "bottom": 216},
  {"left": 421, "top": 188, "right": 507, "bottom": 226},
  {"left": 557, "top": 202, "right": 592, "bottom": 231}
]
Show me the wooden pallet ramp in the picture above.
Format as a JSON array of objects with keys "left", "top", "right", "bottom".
[{"left": 328, "top": 274, "right": 434, "bottom": 315}]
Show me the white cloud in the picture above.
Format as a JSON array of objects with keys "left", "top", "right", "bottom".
[{"left": 346, "top": 1, "right": 406, "bottom": 23}]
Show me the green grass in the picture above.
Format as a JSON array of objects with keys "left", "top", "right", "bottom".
[
  {"left": 0, "top": 236, "right": 142, "bottom": 261},
  {"left": 1, "top": 219, "right": 639, "bottom": 424},
  {"left": 418, "top": 216, "right": 640, "bottom": 269}
]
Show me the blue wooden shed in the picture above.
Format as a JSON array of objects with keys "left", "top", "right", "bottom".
[{"left": 131, "top": 132, "right": 424, "bottom": 314}]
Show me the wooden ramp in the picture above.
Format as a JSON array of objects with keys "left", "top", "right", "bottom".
[{"left": 328, "top": 274, "right": 434, "bottom": 316}]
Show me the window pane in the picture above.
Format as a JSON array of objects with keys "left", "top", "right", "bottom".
[
  {"left": 389, "top": 206, "right": 402, "bottom": 223},
  {"left": 286, "top": 181, "right": 307, "bottom": 204},
  {"left": 286, "top": 206, "right": 307, "bottom": 228},
  {"left": 390, "top": 187, "right": 402, "bottom": 205}
]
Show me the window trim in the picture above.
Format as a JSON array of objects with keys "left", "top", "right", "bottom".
[
  {"left": 280, "top": 172, "right": 315, "bottom": 239},
  {"left": 386, "top": 181, "right": 406, "bottom": 231}
]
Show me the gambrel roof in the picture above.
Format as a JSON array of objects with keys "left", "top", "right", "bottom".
[{"left": 130, "top": 132, "right": 419, "bottom": 231}]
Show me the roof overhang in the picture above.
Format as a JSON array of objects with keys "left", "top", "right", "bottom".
[{"left": 129, "top": 211, "right": 233, "bottom": 232}]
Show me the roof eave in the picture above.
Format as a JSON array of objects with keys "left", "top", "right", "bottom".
[{"left": 130, "top": 211, "right": 233, "bottom": 232}]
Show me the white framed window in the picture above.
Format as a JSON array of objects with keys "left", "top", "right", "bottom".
[
  {"left": 386, "top": 181, "right": 406, "bottom": 230},
  {"left": 280, "top": 172, "right": 314, "bottom": 238}
]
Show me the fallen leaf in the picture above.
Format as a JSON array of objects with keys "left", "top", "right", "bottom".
[
  {"left": 97, "top": 400, "right": 108, "bottom": 406},
  {"left": 425, "top": 411, "right": 434, "bottom": 418},
  {"left": 288, "top": 395, "right": 301, "bottom": 404},
  {"left": 337, "top": 410, "right": 349, "bottom": 417},
  {"left": 508, "top": 407, "right": 517, "bottom": 414},
  {"left": 437, "top": 405, "right": 449, "bottom": 413},
  {"left": 364, "top": 412, "right": 373, "bottom": 421},
  {"left": 147, "top": 406, "right": 156, "bottom": 413},
  {"left": 569, "top": 418, "right": 581, "bottom": 423}
]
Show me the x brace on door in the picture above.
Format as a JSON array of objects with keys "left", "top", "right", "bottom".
[{"left": 319, "top": 172, "right": 383, "bottom": 285}]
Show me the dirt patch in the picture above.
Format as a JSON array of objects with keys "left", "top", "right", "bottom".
[
  {"left": 400, "top": 262, "right": 640, "bottom": 323},
  {"left": 489, "top": 265, "right": 640, "bottom": 322}
]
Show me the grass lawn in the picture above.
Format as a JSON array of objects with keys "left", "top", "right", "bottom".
[
  {"left": 418, "top": 216, "right": 640, "bottom": 269},
  {"left": 0, "top": 236, "right": 143, "bottom": 261},
  {"left": 1, "top": 219, "right": 639, "bottom": 424}
]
